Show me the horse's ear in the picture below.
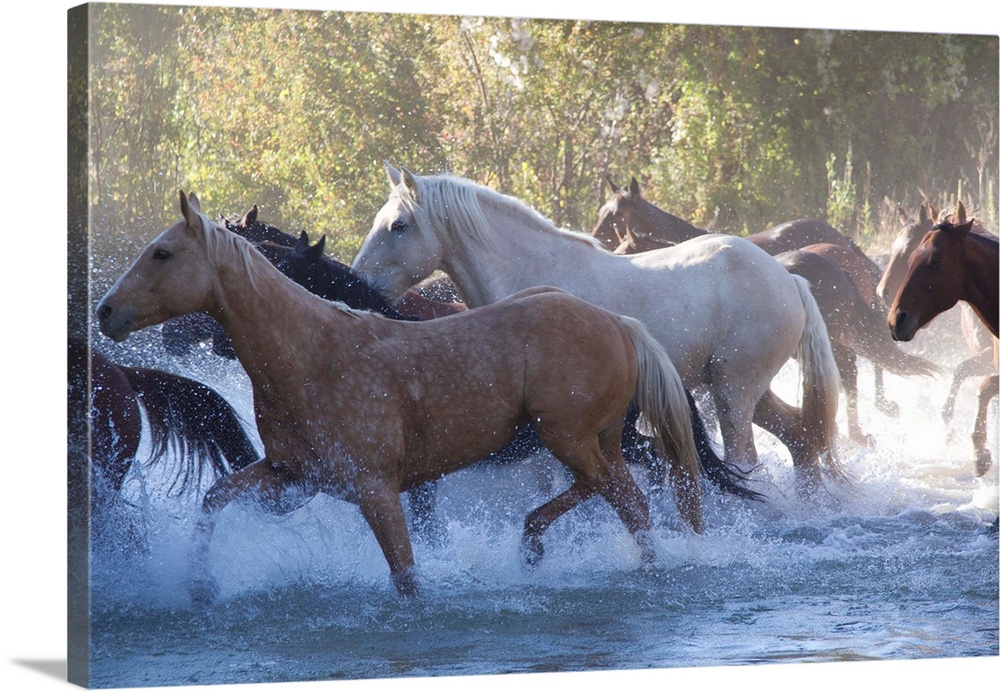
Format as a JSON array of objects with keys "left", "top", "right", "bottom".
[
  {"left": 928, "top": 202, "right": 939, "bottom": 222},
  {"left": 238, "top": 204, "right": 258, "bottom": 228},
  {"left": 918, "top": 204, "right": 929, "bottom": 224},
  {"left": 401, "top": 167, "right": 420, "bottom": 200},
  {"left": 305, "top": 235, "right": 327, "bottom": 261},
  {"left": 897, "top": 206, "right": 909, "bottom": 224},
  {"left": 948, "top": 219, "right": 975, "bottom": 238},
  {"left": 627, "top": 177, "right": 641, "bottom": 199},
  {"left": 955, "top": 201, "right": 967, "bottom": 224},
  {"left": 179, "top": 190, "right": 204, "bottom": 234},
  {"left": 294, "top": 231, "right": 310, "bottom": 253},
  {"left": 605, "top": 175, "right": 619, "bottom": 194},
  {"left": 385, "top": 161, "right": 403, "bottom": 188}
]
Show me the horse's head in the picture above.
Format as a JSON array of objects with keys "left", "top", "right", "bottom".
[
  {"left": 353, "top": 163, "right": 448, "bottom": 300},
  {"left": 97, "top": 191, "right": 230, "bottom": 342},
  {"left": 223, "top": 204, "right": 299, "bottom": 248},
  {"left": 877, "top": 202, "right": 940, "bottom": 305},
  {"left": 274, "top": 231, "right": 330, "bottom": 295},
  {"left": 888, "top": 218, "right": 975, "bottom": 341},
  {"left": 592, "top": 176, "right": 643, "bottom": 251}
]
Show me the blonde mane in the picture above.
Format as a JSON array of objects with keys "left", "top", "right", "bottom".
[
  {"left": 402, "top": 173, "right": 606, "bottom": 251},
  {"left": 193, "top": 209, "right": 264, "bottom": 295}
]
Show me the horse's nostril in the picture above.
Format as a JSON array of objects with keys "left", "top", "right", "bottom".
[{"left": 98, "top": 304, "right": 112, "bottom": 321}]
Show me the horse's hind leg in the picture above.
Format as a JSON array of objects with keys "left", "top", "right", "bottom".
[
  {"left": 522, "top": 481, "right": 600, "bottom": 567},
  {"left": 524, "top": 426, "right": 653, "bottom": 566},
  {"left": 834, "top": 345, "right": 866, "bottom": 444},
  {"left": 872, "top": 366, "right": 900, "bottom": 418},
  {"left": 972, "top": 374, "right": 998, "bottom": 477},
  {"left": 943, "top": 350, "right": 993, "bottom": 422}
]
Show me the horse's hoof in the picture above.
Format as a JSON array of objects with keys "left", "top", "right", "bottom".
[
  {"left": 521, "top": 535, "right": 544, "bottom": 569},
  {"left": 391, "top": 568, "right": 420, "bottom": 597},
  {"left": 876, "top": 398, "right": 900, "bottom": 418},
  {"left": 635, "top": 530, "right": 657, "bottom": 566},
  {"left": 190, "top": 578, "right": 218, "bottom": 607}
]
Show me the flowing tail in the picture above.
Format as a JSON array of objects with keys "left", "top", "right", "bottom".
[
  {"left": 121, "top": 367, "right": 260, "bottom": 495},
  {"left": 792, "top": 274, "right": 844, "bottom": 478},
  {"left": 619, "top": 316, "right": 704, "bottom": 533},
  {"left": 848, "top": 294, "right": 939, "bottom": 379}
]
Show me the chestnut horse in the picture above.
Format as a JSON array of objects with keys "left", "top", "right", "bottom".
[
  {"left": 354, "top": 165, "right": 843, "bottom": 486},
  {"left": 97, "top": 191, "right": 704, "bottom": 598},
  {"left": 888, "top": 218, "right": 999, "bottom": 475},
  {"left": 878, "top": 202, "right": 996, "bottom": 422},
  {"left": 594, "top": 176, "right": 902, "bottom": 421}
]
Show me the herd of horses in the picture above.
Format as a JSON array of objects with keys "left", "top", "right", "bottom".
[{"left": 82, "top": 164, "right": 998, "bottom": 598}]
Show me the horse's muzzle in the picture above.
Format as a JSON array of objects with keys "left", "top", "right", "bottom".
[
  {"left": 96, "top": 302, "right": 134, "bottom": 342},
  {"left": 888, "top": 310, "right": 917, "bottom": 342}
]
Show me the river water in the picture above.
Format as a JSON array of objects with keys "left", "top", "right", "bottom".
[{"left": 82, "top": 312, "right": 998, "bottom": 689}]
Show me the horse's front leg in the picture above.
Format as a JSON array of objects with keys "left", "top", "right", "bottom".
[
  {"left": 191, "top": 457, "right": 312, "bottom": 605},
  {"left": 355, "top": 477, "right": 418, "bottom": 596}
]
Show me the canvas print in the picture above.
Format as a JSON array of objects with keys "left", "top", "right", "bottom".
[{"left": 67, "top": 2, "right": 999, "bottom": 688}]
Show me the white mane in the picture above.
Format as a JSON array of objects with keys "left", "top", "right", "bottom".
[{"left": 402, "top": 173, "right": 606, "bottom": 251}]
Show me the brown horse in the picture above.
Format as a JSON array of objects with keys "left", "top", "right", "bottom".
[
  {"left": 593, "top": 176, "right": 882, "bottom": 295},
  {"left": 68, "top": 336, "right": 259, "bottom": 503},
  {"left": 593, "top": 176, "right": 904, "bottom": 421},
  {"left": 878, "top": 202, "right": 996, "bottom": 422},
  {"left": 888, "top": 218, "right": 999, "bottom": 475},
  {"left": 97, "top": 191, "right": 704, "bottom": 598}
]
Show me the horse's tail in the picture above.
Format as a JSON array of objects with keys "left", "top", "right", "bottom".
[
  {"left": 619, "top": 316, "right": 704, "bottom": 533},
  {"left": 848, "top": 294, "right": 939, "bottom": 378},
  {"left": 121, "top": 367, "right": 260, "bottom": 495},
  {"left": 792, "top": 274, "right": 844, "bottom": 478}
]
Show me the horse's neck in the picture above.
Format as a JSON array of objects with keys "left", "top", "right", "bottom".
[
  {"left": 209, "top": 254, "right": 361, "bottom": 386},
  {"left": 963, "top": 235, "right": 1000, "bottom": 336},
  {"left": 642, "top": 202, "right": 705, "bottom": 243},
  {"left": 447, "top": 203, "right": 604, "bottom": 306}
]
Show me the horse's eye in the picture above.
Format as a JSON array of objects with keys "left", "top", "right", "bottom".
[
  {"left": 152, "top": 248, "right": 172, "bottom": 261},
  {"left": 390, "top": 219, "right": 407, "bottom": 233}
]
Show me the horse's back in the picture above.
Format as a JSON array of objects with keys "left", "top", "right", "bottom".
[{"left": 749, "top": 218, "right": 850, "bottom": 255}]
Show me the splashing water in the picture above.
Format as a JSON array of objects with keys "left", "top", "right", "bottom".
[{"left": 83, "top": 315, "right": 997, "bottom": 688}]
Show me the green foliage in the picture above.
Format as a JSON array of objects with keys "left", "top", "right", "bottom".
[{"left": 87, "top": 6, "right": 998, "bottom": 260}]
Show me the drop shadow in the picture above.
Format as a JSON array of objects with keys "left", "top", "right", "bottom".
[{"left": 11, "top": 659, "right": 67, "bottom": 682}]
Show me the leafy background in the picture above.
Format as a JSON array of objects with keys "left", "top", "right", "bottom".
[{"left": 87, "top": 3, "right": 997, "bottom": 262}]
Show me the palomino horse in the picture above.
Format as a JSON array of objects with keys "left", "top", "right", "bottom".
[
  {"left": 774, "top": 246, "right": 937, "bottom": 443},
  {"left": 888, "top": 218, "right": 999, "bottom": 475},
  {"left": 97, "top": 191, "right": 705, "bottom": 598},
  {"left": 878, "top": 202, "right": 996, "bottom": 422},
  {"left": 68, "top": 336, "right": 259, "bottom": 503},
  {"left": 354, "top": 165, "right": 843, "bottom": 486},
  {"left": 277, "top": 230, "right": 761, "bottom": 501}
]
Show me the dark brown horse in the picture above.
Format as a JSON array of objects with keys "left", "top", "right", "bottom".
[
  {"left": 888, "top": 218, "right": 999, "bottom": 475},
  {"left": 593, "top": 176, "right": 904, "bottom": 422},
  {"left": 774, "top": 246, "right": 937, "bottom": 443},
  {"left": 68, "top": 336, "right": 259, "bottom": 504},
  {"left": 878, "top": 202, "right": 996, "bottom": 422}
]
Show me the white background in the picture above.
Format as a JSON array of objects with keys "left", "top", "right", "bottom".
[{"left": 2, "top": 1, "right": 998, "bottom": 690}]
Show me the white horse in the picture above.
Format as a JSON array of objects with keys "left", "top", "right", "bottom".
[{"left": 354, "top": 165, "right": 843, "bottom": 484}]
